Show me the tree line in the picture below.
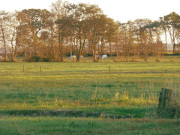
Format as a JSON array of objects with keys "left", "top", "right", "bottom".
[{"left": 0, "top": 0, "right": 180, "bottom": 62}]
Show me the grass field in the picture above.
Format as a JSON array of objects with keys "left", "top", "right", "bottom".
[
  {"left": 0, "top": 117, "right": 179, "bottom": 135},
  {"left": 0, "top": 56, "right": 180, "bottom": 134}
]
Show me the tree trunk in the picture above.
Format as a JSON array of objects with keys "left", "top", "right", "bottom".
[
  {"left": 164, "top": 29, "right": 168, "bottom": 51},
  {"left": 76, "top": 51, "right": 81, "bottom": 62},
  {"left": 76, "top": 39, "right": 82, "bottom": 62},
  {"left": 99, "top": 38, "right": 105, "bottom": 61},
  {"left": 144, "top": 53, "right": 148, "bottom": 62},
  {"left": 58, "top": 30, "right": 63, "bottom": 62},
  {"left": 173, "top": 43, "right": 176, "bottom": 54},
  {"left": 10, "top": 32, "right": 17, "bottom": 62},
  {"left": 52, "top": 42, "right": 56, "bottom": 61},
  {"left": 14, "top": 46, "right": 17, "bottom": 61},
  {"left": 11, "top": 40, "right": 15, "bottom": 62},
  {"left": 93, "top": 47, "right": 97, "bottom": 62},
  {"left": 109, "top": 42, "right": 112, "bottom": 57},
  {"left": 1, "top": 28, "right": 8, "bottom": 61}
]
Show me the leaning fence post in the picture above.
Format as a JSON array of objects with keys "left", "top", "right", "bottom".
[{"left": 158, "top": 88, "right": 172, "bottom": 111}]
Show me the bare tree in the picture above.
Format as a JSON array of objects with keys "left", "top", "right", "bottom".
[
  {"left": 164, "top": 12, "right": 180, "bottom": 54},
  {"left": 51, "top": 0, "right": 68, "bottom": 62},
  {"left": 8, "top": 12, "right": 18, "bottom": 61},
  {"left": 0, "top": 11, "right": 9, "bottom": 61}
]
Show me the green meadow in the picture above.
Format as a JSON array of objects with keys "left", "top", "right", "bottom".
[
  {"left": 0, "top": 117, "right": 179, "bottom": 135},
  {"left": 0, "top": 56, "right": 180, "bottom": 134}
]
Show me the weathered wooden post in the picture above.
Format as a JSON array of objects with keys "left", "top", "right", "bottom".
[
  {"left": 158, "top": 88, "right": 172, "bottom": 110},
  {"left": 158, "top": 88, "right": 180, "bottom": 118},
  {"left": 158, "top": 88, "right": 172, "bottom": 117}
]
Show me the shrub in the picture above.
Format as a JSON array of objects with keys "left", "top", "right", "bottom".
[{"left": 25, "top": 56, "right": 51, "bottom": 62}]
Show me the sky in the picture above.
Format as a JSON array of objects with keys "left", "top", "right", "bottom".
[{"left": 0, "top": 0, "right": 179, "bottom": 23}]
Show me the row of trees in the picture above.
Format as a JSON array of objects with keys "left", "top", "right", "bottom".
[{"left": 0, "top": 0, "right": 180, "bottom": 62}]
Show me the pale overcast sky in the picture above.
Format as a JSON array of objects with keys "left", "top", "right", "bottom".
[{"left": 0, "top": 0, "right": 179, "bottom": 23}]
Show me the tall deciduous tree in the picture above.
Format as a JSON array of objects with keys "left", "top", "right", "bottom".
[
  {"left": 0, "top": 11, "right": 9, "bottom": 61},
  {"left": 133, "top": 19, "right": 152, "bottom": 62},
  {"left": 16, "top": 9, "right": 51, "bottom": 58},
  {"left": 61, "top": 3, "right": 104, "bottom": 61},
  {"left": 51, "top": 0, "right": 67, "bottom": 61},
  {"left": 8, "top": 12, "right": 18, "bottom": 61},
  {"left": 164, "top": 12, "right": 180, "bottom": 54}
]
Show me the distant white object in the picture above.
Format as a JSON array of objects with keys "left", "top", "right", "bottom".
[
  {"left": 102, "top": 54, "right": 107, "bottom": 59},
  {"left": 70, "top": 55, "right": 76, "bottom": 61}
]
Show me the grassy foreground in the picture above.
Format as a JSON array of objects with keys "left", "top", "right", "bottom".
[
  {"left": 0, "top": 116, "right": 179, "bottom": 135},
  {"left": 0, "top": 56, "right": 180, "bottom": 134}
]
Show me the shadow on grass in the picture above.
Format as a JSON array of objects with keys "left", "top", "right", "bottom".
[{"left": 0, "top": 107, "right": 150, "bottom": 119}]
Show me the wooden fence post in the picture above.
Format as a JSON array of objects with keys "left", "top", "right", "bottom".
[{"left": 158, "top": 88, "right": 172, "bottom": 111}]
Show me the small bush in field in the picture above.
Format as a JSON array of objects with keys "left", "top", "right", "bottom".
[{"left": 25, "top": 56, "right": 51, "bottom": 62}]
